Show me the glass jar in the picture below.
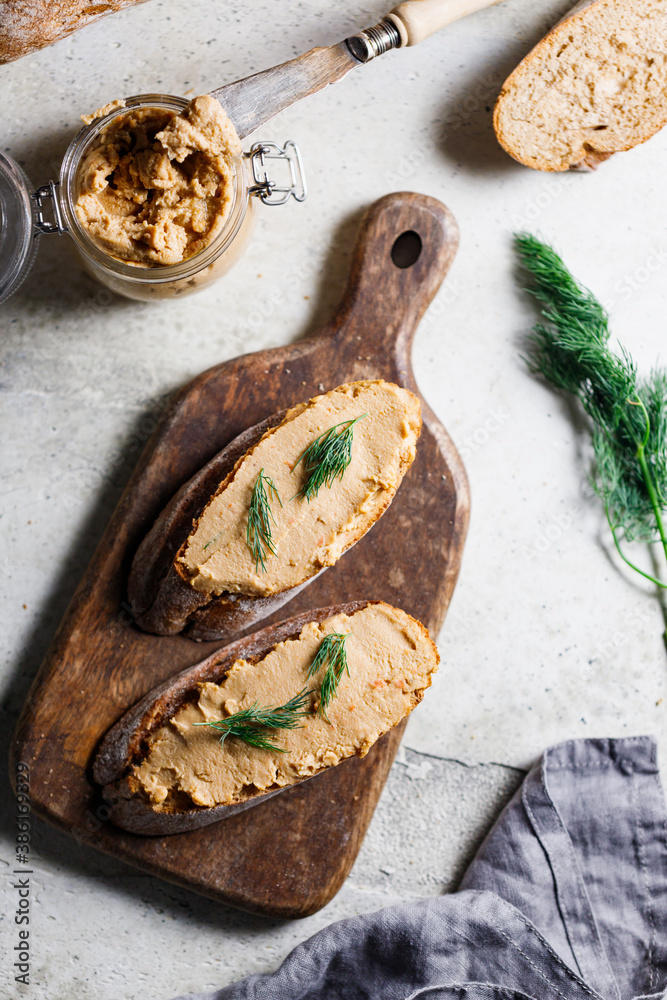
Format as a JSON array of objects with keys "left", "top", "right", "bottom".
[{"left": 0, "top": 94, "right": 306, "bottom": 305}]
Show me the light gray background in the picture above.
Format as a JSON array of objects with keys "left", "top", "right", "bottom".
[{"left": 1, "top": 0, "right": 666, "bottom": 996}]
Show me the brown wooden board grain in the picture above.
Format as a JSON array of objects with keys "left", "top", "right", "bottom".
[{"left": 10, "top": 192, "right": 469, "bottom": 918}]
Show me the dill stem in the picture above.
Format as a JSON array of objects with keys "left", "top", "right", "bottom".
[
  {"left": 606, "top": 505, "right": 667, "bottom": 591},
  {"left": 636, "top": 448, "right": 667, "bottom": 565},
  {"left": 629, "top": 398, "right": 667, "bottom": 571}
]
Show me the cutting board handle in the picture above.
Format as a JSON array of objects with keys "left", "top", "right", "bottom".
[{"left": 330, "top": 191, "right": 459, "bottom": 358}]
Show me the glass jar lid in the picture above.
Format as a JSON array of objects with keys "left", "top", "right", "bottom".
[{"left": 0, "top": 151, "right": 38, "bottom": 305}]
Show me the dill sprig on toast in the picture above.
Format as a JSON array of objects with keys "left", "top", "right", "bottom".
[
  {"left": 194, "top": 689, "right": 310, "bottom": 752},
  {"left": 247, "top": 468, "right": 282, "bottom": 573},
  {"left": 295, "top": 416, "right": 366, "bottom": 501},
  {"left": 308, "top": 632, "right": 351, "bottom": 720}
]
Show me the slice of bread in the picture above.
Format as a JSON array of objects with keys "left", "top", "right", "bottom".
[
  {"left": 128, "top": 380, "right": 422, "bottom": 642},
  {"left": 94, "top": 601, "right": 439, "bottom": 835},
  {"left": 0, "top": 1, "right": 151, "bottom": 64},
  {"left": 494, "top": 0, "right": 667, "bottom": 171}
]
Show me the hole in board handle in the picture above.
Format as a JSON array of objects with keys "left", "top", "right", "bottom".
[{"left": 391, "top": 230, "right": 422, "bottom": 269}]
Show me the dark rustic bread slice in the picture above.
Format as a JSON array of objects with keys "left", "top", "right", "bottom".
[
  {"left": 94, "top": 600, "right": 439, "bottom": 836},
  {"left": 127, "top": 411, "right": 290, "bottom": 639},
  {"left": 128, "top": 380, "right": 422, "bottom": 642},
  {"left": 494, "top": 0, "right": 667, "bottom": 171},
  {"left": 0, "top": 1, "right": 151, "bottom": 64}
]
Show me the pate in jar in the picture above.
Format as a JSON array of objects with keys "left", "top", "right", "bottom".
[{"left": 0, "top": 94, "right": 306, "bottom": 304}]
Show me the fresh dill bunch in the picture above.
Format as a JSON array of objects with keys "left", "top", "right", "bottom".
[
  {"left": 294, "top": 416, "right": 366, "bottom": 501},
  {"left": 516, "top": 233, "right": 667, "bottom": 589},
  {"left": 194, "top": 689, "right": 310, "bottom": 752},
  {"left": 308, "top": 632, "right": 350, "bottom": 720},
  {"left": 247, "top": 468, "right": 282, "bottom": 572}
]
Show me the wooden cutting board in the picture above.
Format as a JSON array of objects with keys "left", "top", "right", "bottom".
[{"left": 11, "top": 192, "right": 469, "bottom": 918}]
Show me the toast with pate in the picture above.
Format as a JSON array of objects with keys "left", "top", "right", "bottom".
[
  {"left": 93, "top": 601, "right": 439, "bottom": 835},
  {"left": 494, "top": 0, "right": 667, "bottom": 171},
  {"left": 128, "top": 380, "right": 422, "bottom": 641}
]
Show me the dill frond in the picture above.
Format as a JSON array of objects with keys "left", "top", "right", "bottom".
[
  {"left": 308, "top": 632, "right": 350, "bottom": 720},
  {"left": 294, "top": 416, "right": 366, "bottom": 502},
  {"left": 247, "top": 469, "right": 282, "bottom": 573},
  {"left": 516, "top": 233, "right": 667, "bottom": 590},
  {"left": 194, "top": 689, "right": 310, "bottom": 752}
]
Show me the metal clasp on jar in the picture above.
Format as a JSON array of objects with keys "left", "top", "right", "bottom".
[
  {"left": 246, "top": 141, "right": 307, "bottom": 206},
  {"left": 32, "top": 181, "right": 67, "bottom": 235}
]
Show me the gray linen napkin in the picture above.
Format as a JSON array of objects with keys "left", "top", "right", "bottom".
[{"left": 172, "top": 736, "right": 667, "bottom": 1000}]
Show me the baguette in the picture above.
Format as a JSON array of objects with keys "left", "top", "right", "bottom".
[
  {"left": 128, "top": 380, "right": 422, "bottom": 642},
  {"left": 494, "top": 0, "right": 667, "bottom": 171},
  {"left": 0, "top": 1, "right": 151, "bottom": 64},
  {"left": 94, "top": 600, "right": 439, "bottom": 835}
]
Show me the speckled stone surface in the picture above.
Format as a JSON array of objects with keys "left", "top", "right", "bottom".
[{"left": 1, "top": 0, "right": 666, "bottom": 996}]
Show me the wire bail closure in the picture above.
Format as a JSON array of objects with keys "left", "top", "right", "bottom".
[
  {"left": 246, "top": 141, "right": 307, "bottom": 206},
  {"left": 32, "top": 181, "right": 67, "bottom": 235}
]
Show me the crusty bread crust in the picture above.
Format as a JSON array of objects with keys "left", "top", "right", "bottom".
[
  {"left": 494, "top": 0, "right": 667, "bottom": 171},
  {"left": 127, "top": 412, "right": 288, "bottom": 639},
  {"left": 0, "top": 1, "right": 151, "bottom": 64},
  {"left": 128, "top": 390, "right": 421, "bottom": 642},
  {"left": 94, "top": 601, "right": 379, "bottom": 835}
]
